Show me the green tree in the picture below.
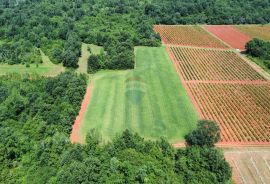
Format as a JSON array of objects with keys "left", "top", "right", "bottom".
[{"left": 185, "top": 120, "right": 221, "bottom": 147}]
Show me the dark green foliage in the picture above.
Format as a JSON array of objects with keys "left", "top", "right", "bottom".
[
  {"left": 175, "top": 146, "right": 231, "bottom": 183},
  {"left": 145, "top": 0, "right": 270, "bottom": 25},
  {"left": 87, "top": 55, "right": 101, "bottom": 73},
  {"left": 1, "top": 0, "right": 268, "bottom": 70},
  {"left": 185, "top": 120, "right": 221, "bottom": 147},
  {"left": 0, "top": 0, "right": 160, "bottom": 70},
  {"left": 246, "top": 38, "right": 270, "bottom": 69},
  {"left": 0, "top": 41, "right": 42, "bottom": 64},
  {"left": 0, "top": 72, "right": 88, "bottom": 183}
]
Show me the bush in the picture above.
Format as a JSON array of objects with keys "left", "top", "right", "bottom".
[
  {"left": 246, "top": 38, "right": 270, "bottom": 69},
  {"left": 185, "top": 120, "right": 220, "bottom": 147},
  {"left": 87, "top": 55, "right": 100, "bottom": 73}
]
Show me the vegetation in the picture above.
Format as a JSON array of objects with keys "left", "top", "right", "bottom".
[
  {"left": 246, "top": 38, "right": 270, "bottom": 72},
  {"left": 0, "top": 0, "right": 160, "bottom": 70},
  {"left": 0, "top": 71, "right": 88, "bottom": 182},
  {"left": 185, "top": 120, "right": 221, "bottom": 147},
  {"left": 1, "top": 0, "right": 268, "bottom": 183},
  {"left": 145, "top": 0, "right": 270, "bottom": 25},
  {"left": 0, "top": 50, "right": 65, "bottom": 76},
  {"left": 80, "top": 47, "right": 198, "bottom": 142},
  {"left": 1, "top": 0, "right": 269, "bottom": 71},
  {"left": 0, "top": 72, "right": 231, "bottom": 183}
]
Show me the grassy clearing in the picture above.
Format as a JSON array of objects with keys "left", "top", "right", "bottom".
[
  {"left": 0, "top": 50, "right": 65, "bottom": 76},
  {"left": 77, "top": 43, "right": 103, "bottom": 74},
  {"left": 247, "top": 56, "right": 270, "bottom": 74},
  {"left": 79, "top": 46, "right": 198, "bottom": 143}
]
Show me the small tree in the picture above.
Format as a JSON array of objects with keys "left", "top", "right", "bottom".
[
  {"left": 185, "top": 120, "right": 220, "bottom": 147},
  {"left": 87, "top": 55, "right": 100, "bottom": 73}
]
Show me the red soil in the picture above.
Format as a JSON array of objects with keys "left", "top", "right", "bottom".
[
  {"left": 205, "top": 25, "right": 252, "bottom": 50},
  {"left": 70, "top": 82, "right": 93, "bottom": 144}
]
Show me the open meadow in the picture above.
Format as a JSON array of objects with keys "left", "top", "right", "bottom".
[
  {"left": 0, "top": 50, "right": 65, "bottom": 76},
  {"left": 77, "top": 46, "right": 198, "bottom": 143}
]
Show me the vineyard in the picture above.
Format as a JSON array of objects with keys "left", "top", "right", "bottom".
[
  {"left": 234, "top": 25, "right": 270, "bottom": 41},
  {"left": 187, "top": 82, "right": 270, "bottom": 143},
  {"left": 169, "top": 47, "right": 266, "bottom": 81},
  {"left": 204, "top": 25, "right": 251, "bottom": 50},
  {"left": 154, "top": 25, "right": 228, "bottom": 48},
  {"left": 167, "top": 43, "right": 270, "bottom": 144}
]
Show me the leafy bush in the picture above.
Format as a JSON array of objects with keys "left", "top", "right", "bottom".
[
  {"left": 185, "top": 120, "right": 221, "bottom": 147},
  {"left": 246, "top": 38, "right": 270, "bottom": 69}
]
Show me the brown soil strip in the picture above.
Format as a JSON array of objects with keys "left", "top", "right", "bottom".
[{"left": 70, "top": 81, "right": 93, "bottom": 144}]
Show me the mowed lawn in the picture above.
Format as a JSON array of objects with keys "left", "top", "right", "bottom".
[
  {"left": 0, "top": 50, "right": 65, "bottom": 76},
  {"left": 80, "top": 46, "right": 198, "bottom": 143}
]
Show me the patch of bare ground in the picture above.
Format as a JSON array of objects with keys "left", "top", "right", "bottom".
[{"left": 224, "top": 147, "right": 270, "bottom": 184}]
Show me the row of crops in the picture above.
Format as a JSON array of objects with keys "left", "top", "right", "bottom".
[
  {"left": 170, "top": 47, "right": 266, "bottom": 81},
  {"left": 154, "top": 25, "right": 270, "bottom": 50},
  {"left": 156, "top": 25, "right": 270, "bottom": 144},
  {"left": 188, "top": 82, "right": 270, "bottom": 143},
  {"left": 154, "top": 25, "right": 228, "bottom": 48}
]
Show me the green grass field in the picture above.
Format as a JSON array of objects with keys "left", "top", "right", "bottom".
[
  {"left": 247, "top": 56, "right": 270, "bottom": 74},
  {"left": 77, "top": 43, "right": 104, "bottom": 74},
  {"left": 80, "top": 46, "right": 198, "bottom": 143},
  {"left": 0, "top": 43, "right": 102, "bottom": 76},
  {"left": 0, "top": 50, "right": 65, "bottom": 76}
]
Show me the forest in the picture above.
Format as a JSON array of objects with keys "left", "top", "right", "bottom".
[{"left": 0, "top": 0, "right": 269, "bottom": 71}]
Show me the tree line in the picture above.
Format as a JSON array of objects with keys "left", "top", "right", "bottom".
[{"left": 0, "top": 0, "right": 269, "bottom": 71}]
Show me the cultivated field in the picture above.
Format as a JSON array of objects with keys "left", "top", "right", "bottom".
[
  {"left": 154, "top": 25, "right": 228, "bottom": 48},
  {"left": 204, "top": 25, "right": 251, "bottom": 50},
  {"left": 224, "top": 147, "right": 270, "bottom": 184},
  {"left": 169, "top": 47, "right": 265, "bottom": 81},
  {"left": 77, "top": 47, "right": 198, "bottom": 143},
  {"left": 168, "top": 44, "right": 270, "bottom": 145},
  {"left": 234, "top": 25, "right": 270, "bottom": 41},
  {"left": 188, "top": 82, "right": 270, "bottom": 144}
]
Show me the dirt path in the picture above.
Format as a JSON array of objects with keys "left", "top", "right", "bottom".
[{"left": 70, "top": 81, "right": 93, "bottom": 143}]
